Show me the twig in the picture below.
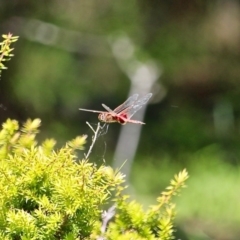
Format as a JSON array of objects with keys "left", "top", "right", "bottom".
[
  {"left": 84, "top": 122, "right": 115, "bottom": 239},
  {"left": 97, "top": 205, "right": 116, "bottom": 240},
  {"left": 84, "top": 122, "right": 102, "bottom": 159}
]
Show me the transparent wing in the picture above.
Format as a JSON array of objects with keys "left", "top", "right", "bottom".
[
  {"left": 121, "top": 93, "right": 152, "bottom": 119},
  {"left": 102, "top": 104, "right": 117, "bottom": 116},
  {"left": 79, "top": 93, "right": 152, "bottom": 121},
  {"left": 79, "top": 108, "right": 104, "bottom": 114},
  {"left": 113, "top": 94, "right": 139, "bottom": 114}
]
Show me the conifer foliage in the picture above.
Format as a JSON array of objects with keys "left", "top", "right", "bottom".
[
  {"left": 0, "top": 33, "right": 18, "bottom": 76},
  {"left": 0, "top": 118, "right": 188, "bottom": 239}
]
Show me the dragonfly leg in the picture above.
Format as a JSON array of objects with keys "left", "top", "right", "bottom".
[{"left": 98, "top": 123, "right": 109, "bottom": 136}]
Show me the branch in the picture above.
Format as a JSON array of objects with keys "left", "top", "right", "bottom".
[
  {"left": 97, "top": 205, "right": 116, "bottom": 240},
  {"left": 84, "top": 122, "right": 103, "bottom": 159}
]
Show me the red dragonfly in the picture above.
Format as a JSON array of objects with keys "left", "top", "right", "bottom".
[{"left": 79, "top": 93, "right": 152, "bottom": 125}]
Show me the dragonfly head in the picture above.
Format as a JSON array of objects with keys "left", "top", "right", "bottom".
[
  {"left": 98, "top": 113, "right": 111, "bottom": 122},
  {"left": 98, "top": 113, "right": 105, "bottom": 122}
]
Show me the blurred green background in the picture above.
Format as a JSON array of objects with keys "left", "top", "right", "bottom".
[{"left": 1, "top": 0, "right": 240, "bottom": 239}]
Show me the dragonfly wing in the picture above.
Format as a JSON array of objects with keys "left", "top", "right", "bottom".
[
  {"left": 113, "top": 94, "right": 139, "bottom": 113},
  {"left": 123, "top": 93, "right": 152, "bottom": 118},
  {"left": 125, "top": 104, "right": 144, "bottom": 118},
  {"left": 102, "top": 104, "right": 117, "bottom": 116},
  {"left": 79, "top": 108, "right": 104, "bottom": 113},
  {"left": 139, "top": 93, "right": 152, "bottom": 107},
  {"left": 123, "top": 119, "right": 145, "bottom": 124}
]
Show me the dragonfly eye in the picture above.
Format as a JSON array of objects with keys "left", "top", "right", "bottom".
[{"left": 98, "top": 113, "right": 104, "bottom": 122}]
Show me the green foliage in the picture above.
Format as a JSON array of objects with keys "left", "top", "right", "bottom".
[
  {"left": 0, "top": 118, "right": 122, "bottom": 239},
  {"left": 104, "top": 169, "right": 188, "bottom": 239},
  {"left": 0, "top": 118, "right": 189, "bottom": 239},
  {"left": 104, "top": 170, "right": 188, "bottom": 240},
  {"left": 0, "top": 33, "right": 18, "bottom": 76}
]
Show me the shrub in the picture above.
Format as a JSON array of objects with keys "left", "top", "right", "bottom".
[{"left": 0, "top": 118, "right": 188, "bottom": 239}]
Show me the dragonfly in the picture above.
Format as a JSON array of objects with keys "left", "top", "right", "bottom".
[{"left": 79, "top": 93, "right": 152, "bottom": 125}]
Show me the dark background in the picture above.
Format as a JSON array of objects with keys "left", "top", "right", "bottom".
[{"left": 1, "top": 1, "right": 240, "bottom": 239}]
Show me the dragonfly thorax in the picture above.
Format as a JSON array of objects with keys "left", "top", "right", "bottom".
[{"left": 98, "top": 113, "right": 117, "bottom": 123}]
